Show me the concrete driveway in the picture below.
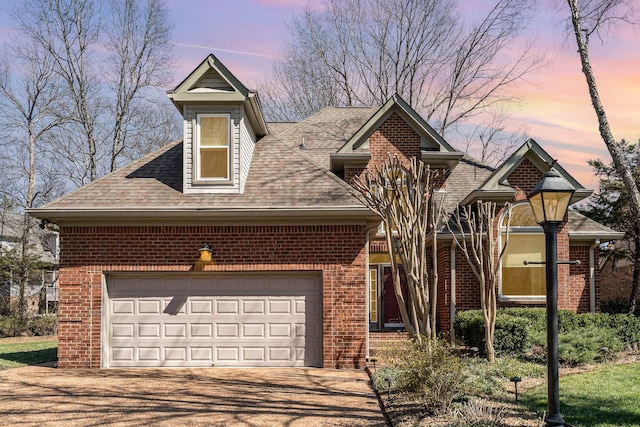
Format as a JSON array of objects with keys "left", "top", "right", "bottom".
[{"left": 0, "top": 365, "right": 388, "bottom": 426}]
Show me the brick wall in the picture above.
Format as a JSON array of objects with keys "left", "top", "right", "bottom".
[
  {"left": 57, "top": 224, "right": 368, "bottom": 369},
  {"left": 368, "top": 111, "right": 421, "bottom": 168}
]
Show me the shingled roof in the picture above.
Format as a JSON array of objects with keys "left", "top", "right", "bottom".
[{"left": 29, "top": 107, "right": 380, "bottom": 224}]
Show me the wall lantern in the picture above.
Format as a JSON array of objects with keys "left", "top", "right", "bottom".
[
  {"left": 198, "top": 242, "right": 214, "bottom": 263},
  {"left": 527, "top": 167, "right": 575, "bottom": 427}
]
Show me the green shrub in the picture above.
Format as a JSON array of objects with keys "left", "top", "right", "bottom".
[
  {"left": 385, "top": 337, "right": 467, "bottom": 414},
  {"left": 455, "top": 310, "right": 530, "bottom": 358},
  {"left": 455, "top": 310, "right": 485, "bottom": 352},
  {"left": 28, "top": 316, "right": 57, "bottom": 336},
  {"left": 0, "top": 316, "right": 28, "bottom": 337},
  {"left": 559, "top": 326, "right": 624, "bottom": 365}
]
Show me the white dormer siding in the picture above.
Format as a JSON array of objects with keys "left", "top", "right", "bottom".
[{"left": 183, "top": 104, "right": 255, "bottom": 194}]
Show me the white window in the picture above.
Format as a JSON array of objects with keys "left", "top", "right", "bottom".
[
  {"left": 196, "top": 114, "right": 231, "bottom": 182},
  {"left": 500, "top": 203, "right": 546, "bottom": 298}
]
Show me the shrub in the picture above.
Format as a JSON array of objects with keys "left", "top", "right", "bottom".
[
  {"left": 559, "top": 326, "right": 624, "bottom": 365},
  {"left": 464, "top": 357, "right": 545, "bottom": 396},
  {"left": 0, "top": 316, "right": 28, "bottom": 337},
  {"left": 455, "top": 310, "right": 530, "bottom": 358},
  {"left": 28, "top": 316, "right": 57, "bottom": 336},
  {"left": 451, "top": 399, "right": 507, "bottom": 427},
  {"left": 385, "top": 337, "right": 467, "bottom": 414}
]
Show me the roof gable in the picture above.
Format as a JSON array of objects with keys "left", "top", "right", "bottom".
[
  {"left": 331, "top": 94, "right": 464, "bottom": 172},
  {"left": 460, "top": 138, "right": 592, "bottom": 205},
  {"left": 337, "top": 94, "right": 455, "bottom": 153},
  {"left": 168, "top": 54, "right": 248, "bottom": 102},
  {"left": 167, "top": 54, "right": 267, "bottom": 137}
]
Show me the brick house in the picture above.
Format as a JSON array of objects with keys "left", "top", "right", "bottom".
[{"left": 29, "top": 55, "right": 622, "bottom": 369}]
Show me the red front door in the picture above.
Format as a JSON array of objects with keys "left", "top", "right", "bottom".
[{"left": 383, "top": 266, "right": 409, "bottom": 327}]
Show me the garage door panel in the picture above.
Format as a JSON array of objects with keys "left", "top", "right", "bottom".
[
  {"left": 138, "top": 323, "right": 161, "bottom": 338},
  {"left": 216, "top": 323, "right": 239, "bottom": 338},
  {"left": 112, "top": 323, "right": 135, "bottom": 338},
  {"left": 242, "top": 300, "right": 265, "bottom": 314},
  {"left": 190, "top": 323, "right": 213, "bottom": 338},
  {"left": 190, "top": 299, "right": 213, "bottom": 314},
  {"left": 107, "top": 274, "right": 322, "bottom": 367},
  {"left": 113, "top": 300, "right": 135, "bottom": 314},
  {"left": 243, "top": 323, "right": 265, "bottom": 337},
  {"left": 216, "top": 300, "right": 239, "bottom": 314}
]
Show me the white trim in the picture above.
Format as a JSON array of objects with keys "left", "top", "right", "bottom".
[
  {"left": 450, "top": 244, "right": 456, "bottom": 341},
  {"left": 590, "top": 240, "right": 600, "bottom": 313}
]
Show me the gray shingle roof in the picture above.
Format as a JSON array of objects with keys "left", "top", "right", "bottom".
[{"left": 31, "top": 107, "right": 378, "bottom": 220}]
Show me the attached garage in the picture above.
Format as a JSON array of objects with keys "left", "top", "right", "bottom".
[{"left": 104, "top": 273, "right": 323, "bottom": 368}]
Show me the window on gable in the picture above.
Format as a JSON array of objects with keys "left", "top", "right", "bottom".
[
  {"left": 196, "top": 114, "right": 230, "bottom": 181},
  {"left": 500, "top": 203, "right": 546, "bottom": 298}
]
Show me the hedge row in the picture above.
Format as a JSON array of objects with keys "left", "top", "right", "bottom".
[
  {"left": 0, "top": 315, "right": 58, "bottom": 338},
  {"left": 454, "top": 308, "right": 640, "bottom": 365}
]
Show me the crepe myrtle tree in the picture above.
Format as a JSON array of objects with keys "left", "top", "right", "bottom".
[
  {"left": 449, "top": 201, "right": 512, "bottom": 362},
  {"left": 353, "top": 155, "right": 443, "bottom": 343}
]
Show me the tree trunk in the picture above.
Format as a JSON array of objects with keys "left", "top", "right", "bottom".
[
  {"left": 629, "top": 233, "right": 640, "bottom": 314},
  {"left": 567, "top": 0, "right": 640, "bottom": 221}
]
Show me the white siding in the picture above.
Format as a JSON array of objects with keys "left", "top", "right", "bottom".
[
  {"left": 239, "top": 112, "right": 257, "bottom": 193},
  {"left": 182, "top": 105, "right": 242, "bottom": 194}
]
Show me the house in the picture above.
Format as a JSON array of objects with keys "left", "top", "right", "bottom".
[
  {"left": 0, "top": 211, "right": 58, "bottom": 314},
  {"left": 28, "top": 55, "right": 623, "bottom": 369}
]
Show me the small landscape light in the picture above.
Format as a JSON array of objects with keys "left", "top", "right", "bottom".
[
  {"left": 470, "top": 347, "right": 479, "bottom": 358},
  {"left": 599, "top": 347, "right": 609, "bottom": 364},
  {"left": 385, "top": 376, "right": 395, "bottom": 401},
  {"left": 510, "top": 376, "right": 522, "bottom": 402},
  {"left": 370, "top": 357, "right": 378, "bottom": 372}
]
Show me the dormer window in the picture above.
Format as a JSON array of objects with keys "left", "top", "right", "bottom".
[{"left": 196, "top": 113, "right": 231, "bottom": 183}]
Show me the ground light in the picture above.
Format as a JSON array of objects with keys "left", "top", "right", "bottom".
[{"left": 527, "top": 168, "right": 576, "bottom": 427}]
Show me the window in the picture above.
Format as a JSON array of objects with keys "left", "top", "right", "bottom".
[
  {"left": 196, "top": 114, "right": 230, "bottom": 181},
  {"left": 369, "top": 267, "right": 378, "bottom": 323},
  {"left": 500, "top": 203, "right": 545, "bottom": 298}
]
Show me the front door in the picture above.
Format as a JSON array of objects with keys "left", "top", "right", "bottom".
[{"left": 383, "top": 266, "right": 408, "bottom": 328}]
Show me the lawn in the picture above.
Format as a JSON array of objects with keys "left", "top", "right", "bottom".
[
  {"left": 522, "top": 363, "right": 640, "bottom": 427},
  {"left": 0, "top": 337, "right": 58, "bottom": 370}
]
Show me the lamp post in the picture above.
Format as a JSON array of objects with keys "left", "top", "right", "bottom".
[{"left": 527, "top": 168, "right": 575, "bottom": 427}]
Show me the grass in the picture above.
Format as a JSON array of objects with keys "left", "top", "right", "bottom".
[
  {"left": 0, "top": 338, "right": 58, "bottom": 370},
  {"left": 522, "top": 363, "right": 640, "bottom": 427}
]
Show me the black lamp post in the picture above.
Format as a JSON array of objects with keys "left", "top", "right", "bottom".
[{"left": 527, "top": 168, "right": 575, "bottom": 427}]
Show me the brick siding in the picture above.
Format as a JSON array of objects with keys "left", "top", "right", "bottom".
[{"left": 57, "top": 224, "right": 368, "bottom": 369}]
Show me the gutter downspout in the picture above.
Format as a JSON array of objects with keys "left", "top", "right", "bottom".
[
  {"left": 590, "top": 240, "right": 600, "bottom": 313},
  {"left": 450, "top": 244, "right": 456, "bottom": 341},
  {"left": 365, "top": 225, "right": 379, "bottom": 362}
]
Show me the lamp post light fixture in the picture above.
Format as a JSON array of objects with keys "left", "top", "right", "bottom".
[{"left": 527, "top": 168, "right": 576, "bottom": 427}]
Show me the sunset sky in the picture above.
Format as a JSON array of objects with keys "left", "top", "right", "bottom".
[{"left": 1, "top": 0, "right": 638, "bottom": 189}]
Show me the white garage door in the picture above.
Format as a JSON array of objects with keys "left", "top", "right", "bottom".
[{"left": 105, "top": 274, "right": 322, "bottom": 368}]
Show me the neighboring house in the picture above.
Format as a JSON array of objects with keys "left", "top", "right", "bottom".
[
  {"left": 0, "top": 211, "right": 58, "bottom": 313},
  {"left": 29, "top": 55, "right": 622, "bottom": 369}
]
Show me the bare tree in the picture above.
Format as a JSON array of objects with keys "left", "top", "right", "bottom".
[
  {"left": 12, "top": 0, "right": 102, "bottom": 184},
  {"left": 104, "top": 0, "right": 175, "bottom": 172},
  {"left": 449, "top": 201, "right": 511, "bottom": 362},
  {"left": 565, "top": 0, "right": 640, "bottom": 241},
  {"left": 10, "top": 0, "right": 177, "bottom": 185},
  {"left": 261, "top": 0, "right": 541, "bottom": 156},
  {"left": 0, "top": 43, "right": 67, "bottom": 210},
  {"left": 353, "top": 155, "right": 441, "bottom": 342},
  {"left": 462, "top": 109, "right": 528, "bottom": 166}
]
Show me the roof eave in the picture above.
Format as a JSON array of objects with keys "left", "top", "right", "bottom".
[
  {"left": 28, "top": 206, "right": 379, "bottom": 225},
  {"left": 421, "top": 151, "right": 465, "bottom": 169},
  {"left": 569, "top": 231, "right": 625, "bottom": 242},
  {"left": 459, "top": 189, "right": 516, "bottom": 206}
]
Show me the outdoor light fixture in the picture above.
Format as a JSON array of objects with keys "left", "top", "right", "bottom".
[
  {"left": 198, "top": 242, "right": 213, "bottom": 263},
  {"left": 527, "top": 167, "right": 576, "bottom": 427},
  {"left": 385, "top": 376, "right": 395, "bottom": 401}
]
